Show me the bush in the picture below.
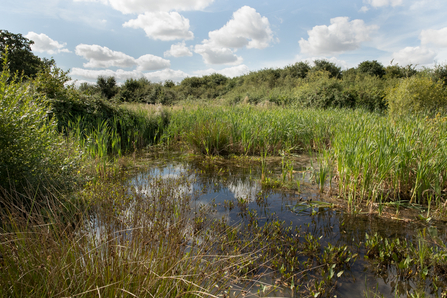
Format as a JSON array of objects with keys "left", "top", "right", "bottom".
[
  {"left": 357, "top": 60, "right": 386, "bottom": 78},
  {"left": 343, "top": 74, "right": 388, "bottom": 112},
  {"left": 294, "top": 71, "right": 353, "bottom": 108},
  {"left": 0, "top": 65, "right": 80, "bottom": 202},
  {"left": 311, "top": 60, "right": 342, "bottom": 79},
  {"left": 387, "top": 76, "right": 447, "bottom": 118}
]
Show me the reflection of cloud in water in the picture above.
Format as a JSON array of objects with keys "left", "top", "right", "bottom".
[
  {"left": 227, "top": 179, "right": 261, "bottom": 203},
  {"left": 136, "top": 183, "right": 193, "bottom": 198}
]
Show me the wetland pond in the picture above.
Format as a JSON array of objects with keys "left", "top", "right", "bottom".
[{"left": 125, "top": 150, "right": 447, "bottom": 297}]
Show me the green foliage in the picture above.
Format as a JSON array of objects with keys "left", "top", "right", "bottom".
[
  {"left": 343, "top": 73, "right": 388, "bottom": 112},
  {"left": 0, "top": 60, "right": 80, "bottom": 200},
  {"left": 179, "top": 73, "right": 230, "bottom": 99},
  {"left": 384, "top": 63, "right": 418, "bottom": 79},
  {"left": 432, "top": 63, "right": 447, "bottom": 86},
  {"left": 295, "top": 72, "right": 354, "bottom": 109},
  {"left": 387, "top": 76, "right": 447, "bottom": 118},
  {"left": 96, "top": 75, "right": 117, "bottom": 99},
  {"left": 311, "top": 59, "right": 342, "bottom": 79},
  {"left": 357, "top": 60, "right": 386, "bottom": 78},
  {"left": 114, "top": 77, "right": 179, "bottom": 104},
  {"left": 284, "top": 61, "right": 311, "bottom": 79},
  {"left": 0, "top": 30, "right": 47, "bottom": 79}
]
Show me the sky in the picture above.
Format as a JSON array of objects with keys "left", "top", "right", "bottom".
[{"left": 2, "top": 0, "right": 447, "bottom": 85}]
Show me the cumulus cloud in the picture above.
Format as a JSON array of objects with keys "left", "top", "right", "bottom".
[
  {"left": 164, "top": 41, "right": 193, "bottom": 57},
  {"left": 136, "top": 54, "right": 171, "bottom": 71},
  {"left": 75, "top": 44, "right": 170, "bottom": 70},
  {"left": 123, "top": 12, "right": 193, "bottom": 41},
  {"left": 207, "top": 6, "right": 273, "bottom": 49},
  {"left": 420, "top": 27, "right": 447, "bottom": 47},
  {"left": 24, "top": 32, "right": 70, "bottom": 54},
  {"left": 74, "top": 0, "right": 214, "bottom": 13},
  {"left": 364, "top": 0, "right": 403, "bottom": 7},
  {"left": 144, "top": 69, "right": 188, "bottom": 82},
  {"left": 359, "top": 6, "right": 369, "bottom": 12},
  {"left": 299, "top": 17, "right": 378, "bottom": 56},
  {"left": 392, "top": 46, "right": 437, "bottom": 65},
  {"left": 71, "top": 67, "right": 188, "bottom": 82},
  {"left": 193, "top": 6, "right": 272, "bottom": 65},
  {"left": 70, "top": 68, "right": 142, "bottom": 81},
  {"left": 75, "top": 44, "right": 136, "bottom": 68},
  {"left": 194, "top": 43, "right": 243, "bottom": 65},
  {"left": 193, "top": 65, "right": 249, "bottom": 78}
]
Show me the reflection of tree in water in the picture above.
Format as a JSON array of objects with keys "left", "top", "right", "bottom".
[{"left": 227, "top": 179, "right": 261, "bottom": 203}]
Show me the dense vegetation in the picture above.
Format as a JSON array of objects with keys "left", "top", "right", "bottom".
[
  {"left": 79, "top": 58, "right": 447, "bottom": 114},
  {"left": 2, "top": 31, "right": 447, "bottom": 297}
]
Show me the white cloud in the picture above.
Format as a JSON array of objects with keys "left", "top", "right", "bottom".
[
  {"left": 136, "top": 54, "right": 171, "bottom": 71},
  {"left": 70, "top": 67, "right": 188, "bottom": 83},
  {"left": 164, "top": 41, "right": 193, "bottom": 57},
  {"left": 70, "top": 68, "right": 142, "bottom": 81},
  {"left": 144, "top": 69, "right": 188, "bottom": 82},
  {"left": 75, "top": 44, "right": 170, "bottom": 70},
  {"left": 24, "top": 32, "right": 70, "bottom": 54},
  {"left": 299, "top": 17, "right": 378, "bottom": 56},
  {"left": 392, "top": 46, "right": 437, "bottom": 65},
  {"left": 359, "top": 6, "right": 369, "bottom": 12},
  {"left": 193, "top": 65, "right": 249, "bottom": 78},
  {"left": 74, "top": 0, "right": 214, "bottom": 13},
  {"left": 123, "top": 12, "right": 193, "bottom": 41},
  {"left": 420, "top": 27, "right": 447, "bottom": 47},
  {"left": 194, "top": 42, "right": 243, "bottom": 65},
  {"left": 193, "top": 6, "right": 272, "bottom": 65},
  {"left": 207, "top": 6, "right": 273, "bottom": 49},
  {"left": 75, "top": 44, "right": 136, "bottom": 68},
  {"left": 364, "top": 0, "right": 403, "bottom": 7}
]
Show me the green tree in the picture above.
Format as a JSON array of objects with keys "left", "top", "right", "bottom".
[
  {"left": 357, "top": 60, "right": 386, "bottom": 78},
  {"left": 0, "top": 30, "right": 45, "bottom": 78},
  {"left": 312, "top": 60, "right": 342, "bottom": 78},
  {"left": 97, "top": 76, "right": 118, "bottom": 99},
  {"left": 285, "top": 61, "right": 311, "bottom": 79}
]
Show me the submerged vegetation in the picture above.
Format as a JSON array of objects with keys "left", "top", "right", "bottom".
[{"left": 2, "top": 30, "right": 447, "bottom": 296}]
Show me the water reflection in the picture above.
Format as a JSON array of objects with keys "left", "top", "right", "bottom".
[{"left": 125, "top": 153, "right": 447, "bottom": 297}]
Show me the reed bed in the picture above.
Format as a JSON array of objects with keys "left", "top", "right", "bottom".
[{"left": 165, "top": 105, "right": 447, "bottom": 208}]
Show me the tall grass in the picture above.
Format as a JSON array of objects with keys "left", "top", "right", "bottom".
[
  {"left": 165, "top": 106, "right": 341, "bottom": 156},
  {"left": 0, "top": 174, "right": 254, "bottom": 297},
  {"left": 164, "top": 105, "right": 447, "bottom": 208}
]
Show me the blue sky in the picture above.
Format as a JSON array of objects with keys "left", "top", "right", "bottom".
[{"left": 2, "top": 0, "right": 447, "bottom": 85}]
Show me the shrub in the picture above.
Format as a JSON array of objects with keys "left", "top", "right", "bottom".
[
  {"left": 294, "top": 72, "right": 352, "bottom": 108},
  {"left": 432, "top": 63, "right": 447, "bottom": 86},
  {"left": 357, "top": 60, "right": 386, "bottom": 78},
  {"left": 387, "top": 76, "right": 447, "bottom": 118},
  {"left": 311, "top": 60, "right": 342, "bottom": 79},
  {"left": 0, "top": 63, "right": 80, "bottom": 201},
  {"left": 342, "top": 74, "right": 388, "bottom": 112}
]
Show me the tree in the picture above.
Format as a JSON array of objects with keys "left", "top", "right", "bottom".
[
  {"left": 97, "top": 76, "right": 118, "bottom": 99},
  {"left": 0, "top": 30, "right": 44, "bottom": 78},
  {"left": 312, "top": 60, "right": 342, "bottom": 78},
  {"left": 357, "top": 60, "right": 386, "bottom": 78},
  {"left": 286, "top": 61, "right": 311, "bottom": 79}
]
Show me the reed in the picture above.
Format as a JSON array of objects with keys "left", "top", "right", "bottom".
[{"left": 164, "top": 105, "right": 447, "bottom": 209}]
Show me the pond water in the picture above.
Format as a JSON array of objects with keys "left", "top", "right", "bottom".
[{"left": 126, "top": 150, "right": 447, "bottom": 297}]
